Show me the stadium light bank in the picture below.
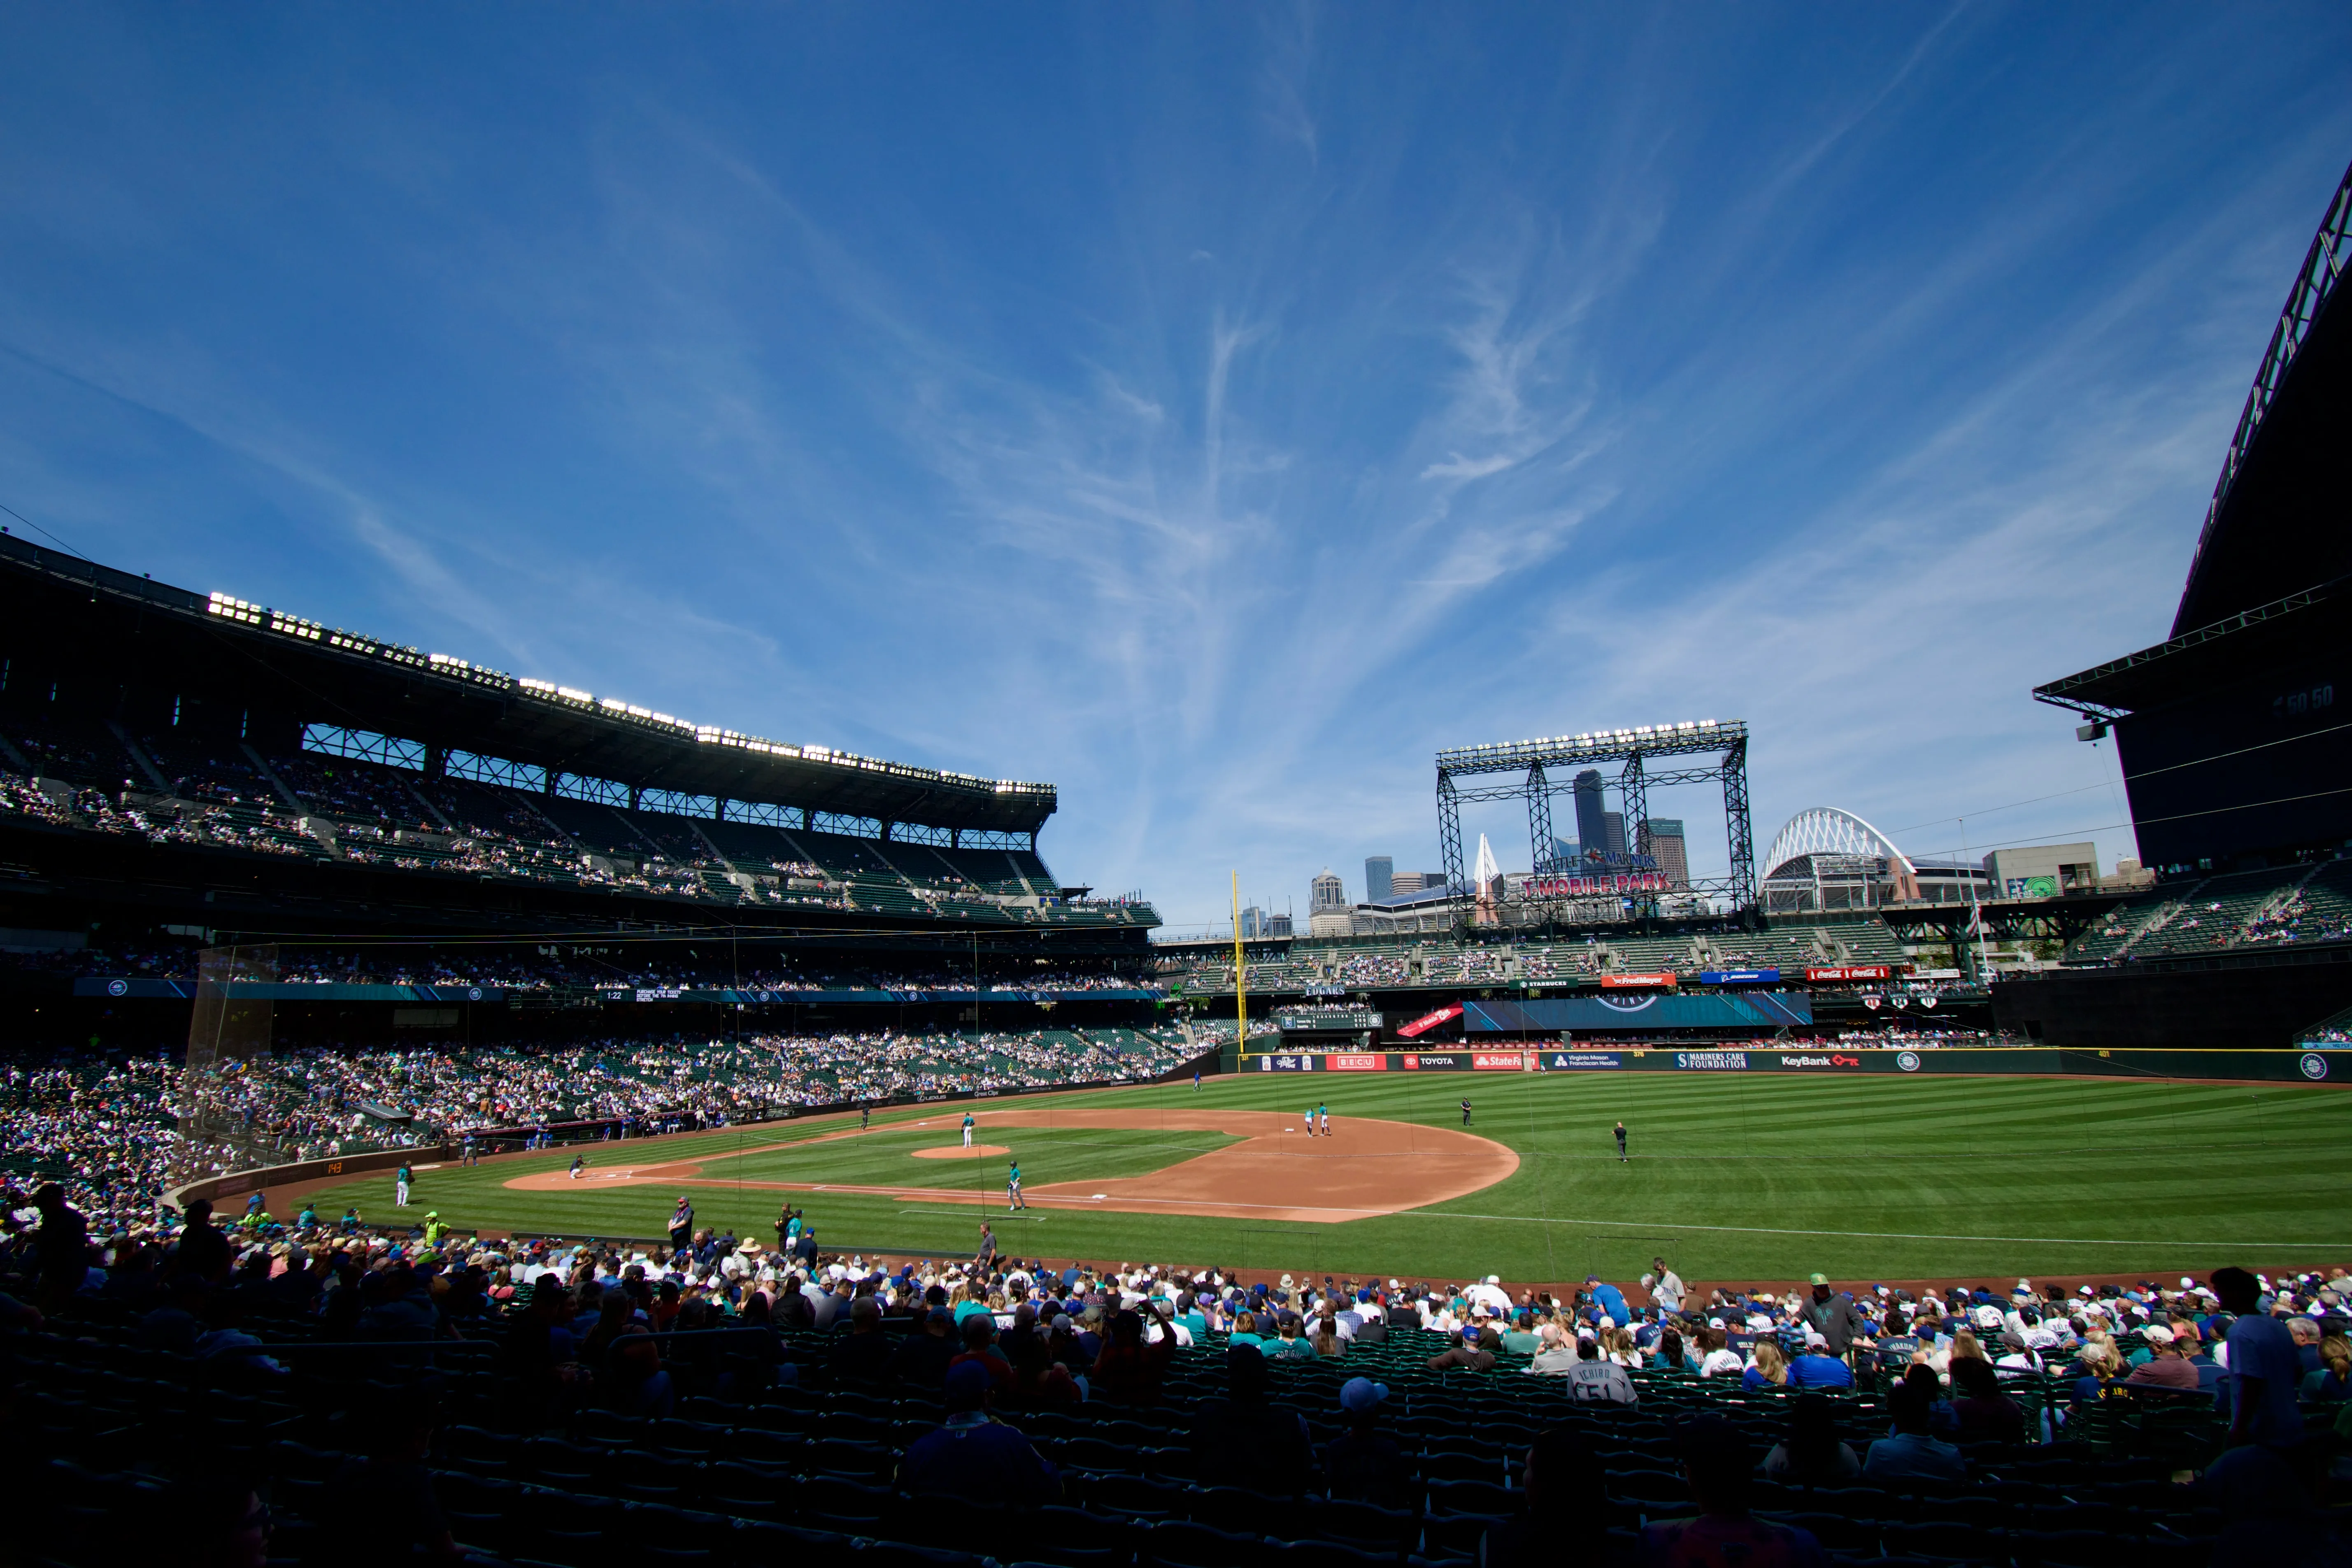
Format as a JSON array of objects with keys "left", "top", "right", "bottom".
[{"left": 1434, "top": 718, "right": 1737, "bottom": 772}]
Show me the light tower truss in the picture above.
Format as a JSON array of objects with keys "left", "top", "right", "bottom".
[{"left": 1433, "top": 719, "right": 1755, "bottom": 930}]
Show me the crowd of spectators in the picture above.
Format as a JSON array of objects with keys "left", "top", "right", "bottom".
[
  {"left": 2242, "top": 890, "right": 2352, "bottom": 948},
  {"left": 4, "top": 1127, "right": 2349, "bottom": 1568},
  {"left": 0, "top": 939, "right": 1164, "bottom": 995},
  {"left": 4, "top": 1201, "right": 2345, "bottom": 1535},
  {"left": 5, "top": 1025, "right": 1196, "bottom": 1221},
  {"left": 1827, "top": 1028, "right": 2026, "bottom": 1046},
  {"left": 0, "top": 723, "right": 1152, "bottom": 926}
]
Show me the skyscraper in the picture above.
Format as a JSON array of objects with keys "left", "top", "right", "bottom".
[
  {"left": 1365, "top": 855, "right": 1394, "bottom": 902},
  {"left": 1311, "top": 869, "right": 1346, "bottom": 912},
  {"left": 1638, "top": 819, "right": 1690, "bottom": 885},
  {"left": 1603, "top": 811, "right": 1627, "bottom": 860},
  {"left": 1572, "top": 770, "right": 1610, "bottom": 863}
]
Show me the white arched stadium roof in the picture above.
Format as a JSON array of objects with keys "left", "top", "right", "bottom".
[{"left": 1762, "top": 807, "right": 1917, "bottom": 881}]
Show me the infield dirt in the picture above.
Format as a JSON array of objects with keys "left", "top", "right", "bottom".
[{"left": 500, "top": 1106, "right": 1518, "bottom": 1224}]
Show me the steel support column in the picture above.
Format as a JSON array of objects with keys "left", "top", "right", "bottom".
[
  {"left": 1721, "top": 736, "right": 1755, "bottom": 913},
  {"left": 1526, "top": 763, "right": 1554, "bottom": 871},
  {"left": 1437, "top": 771, "right": 1466, "bottom": 928}
]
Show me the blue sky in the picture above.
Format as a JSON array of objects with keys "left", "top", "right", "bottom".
[{"left": 1, "top": 6, "right": 2346, "bottom": 931}]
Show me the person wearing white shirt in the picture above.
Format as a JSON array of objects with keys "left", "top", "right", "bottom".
[
  {"left": 1698, "top": 1327, "right": 1745, "bottom": 1378},
  {"left": 1145, "top": 1303, "right": 1194, "bottom": 1348},
  {"left": 1647, "top": 1259, "right": 1685, "bottom": 1315},
  {"left": 1465, "top": 1275, "right": 1512, "bottom": 1316}
]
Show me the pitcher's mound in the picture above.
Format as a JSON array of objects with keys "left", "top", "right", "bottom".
[{"left": 909, "top": 1144, "right": 1012, "bottom": 1160}]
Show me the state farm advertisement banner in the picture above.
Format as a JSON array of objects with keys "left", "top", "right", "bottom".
[
  {"left": 1397, "top": 1003, "right": 1465, "bottom": 1038},
  {"left": 1326, "top": 1054, "right": 1384, "bottom": 1072},
  {"left": 1600, "top": 972, "right": 1677, "bottom": 989},
  {"left": 1805, "top": 965, "right": 1893, "bottom": 982},
  {"left": 1471, "top": 1053, "right": 1525, "bottom": 1070}
]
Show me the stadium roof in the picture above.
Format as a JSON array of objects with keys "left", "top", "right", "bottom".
[
  {"left": 2033, "top": 570, "right": 2342, "bottom": 718},
  {"left": 0, "top": 533, "right": 1056, "bottom": 835},
  {"left": 2170, "top": 155, "right": 2352, "bottom": 635}
]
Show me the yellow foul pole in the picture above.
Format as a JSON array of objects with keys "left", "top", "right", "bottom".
[{"left": 1232, "top": 871, "right": 1247, "bottom": 1059}]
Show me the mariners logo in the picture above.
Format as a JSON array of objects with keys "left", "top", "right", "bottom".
[
  {"left": 1597, "top": 993, "right": 1658, "bottom": 1013},
  {"left": 2301, "top": 1052, "right": 2329, "bottom": 1081},
  {"left": 1896, "top": 1051, "right": 1922, "bottom": 1072},
  {"left": 106, "top": 978, "right": 128, "bottom": 997}
]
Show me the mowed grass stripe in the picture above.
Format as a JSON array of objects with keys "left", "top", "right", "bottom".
[{"left": 296, "top": 1072, "right": 2352, "bottom": 1283}]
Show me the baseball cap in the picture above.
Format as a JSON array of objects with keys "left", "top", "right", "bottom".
[
  {"left": 1808, "top": 1273, "right": 1829, "bottom": 1287},
  {"left": 943, "top": 1361, "right": 991, "bottom": 1410},
  {"left": 1338, "top": 1377, "right": 1388, "bottom": 1414},
  {"left": 2143, "top": 1324, "right": 2176, "bottom": 1345}
]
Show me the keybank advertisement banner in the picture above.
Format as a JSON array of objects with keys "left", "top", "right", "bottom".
[{"left": 1469, "top": 992, "right": 1815, "bottom": 1032}]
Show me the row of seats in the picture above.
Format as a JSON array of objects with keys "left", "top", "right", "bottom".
[
  {"left": 0, "top": 712, "right": 1151, "bottom": 927},
  {"left": 4, "top": 1287, "right": 2275, "bottom": 1568}
]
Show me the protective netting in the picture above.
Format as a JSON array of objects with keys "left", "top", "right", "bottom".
[{"left": 174, "top": 943, "right": 278, "bottom": 1182}]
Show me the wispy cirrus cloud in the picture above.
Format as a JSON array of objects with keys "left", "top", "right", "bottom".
[{"left": 0, "top": 5, "right": 2343, "bottom": 928}]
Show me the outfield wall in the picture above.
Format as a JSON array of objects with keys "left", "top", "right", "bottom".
[{"left": 1224, "top": 1045, "right": 2350, "bottom": 1084}]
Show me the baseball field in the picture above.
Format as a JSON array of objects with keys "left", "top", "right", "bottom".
[{"left": 285, "top": 1069, "right": 2352, "bottom": 1288}]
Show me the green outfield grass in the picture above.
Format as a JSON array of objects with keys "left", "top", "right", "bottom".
[{"left": 297, "top": 1070, "right": 2352, "bottom": 1286}]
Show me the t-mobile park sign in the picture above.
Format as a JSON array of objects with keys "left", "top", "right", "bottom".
[{"left": 1396, "top": 1003, "right": 1465, "bottom": 1038}]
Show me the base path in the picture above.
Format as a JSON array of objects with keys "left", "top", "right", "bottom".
[{"left": 503, "top": 1108, "right": 1517, "bottom": 1224}]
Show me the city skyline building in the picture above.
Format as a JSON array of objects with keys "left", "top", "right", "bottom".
[
  {"left": 1365, "top": 855, "right": 1394, "bottom": 903},
  {"left": 1638, "top": 818, "right": 1690, "bottom": 886},
  {"left": 1572, "top": 769, "right": 1610, "bottom": 861}
]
